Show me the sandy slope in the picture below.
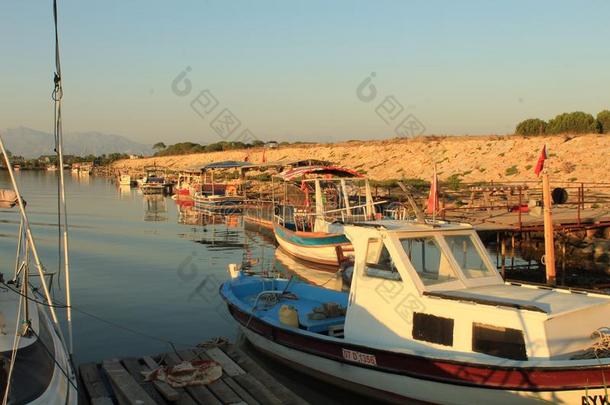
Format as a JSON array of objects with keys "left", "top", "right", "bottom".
[{"left": 112, "top": 134, "right": 610, "bottom": 183}]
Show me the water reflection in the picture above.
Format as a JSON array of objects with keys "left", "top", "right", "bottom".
[
  {"left": 143, "top": 194, "right": 167, "bottom": 222},
  {"left": 274, "top": 247, "right": 344, "bottom": 291},
  {"left": 118, "top": 184, "right": 132, "bottom": 199}
]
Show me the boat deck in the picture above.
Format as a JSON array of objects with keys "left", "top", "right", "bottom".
[{"left": 78, "top": 341, "right": 308, "bottom": 405}]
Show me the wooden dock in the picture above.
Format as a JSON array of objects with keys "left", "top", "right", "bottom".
[
  {"left": 78, "top": 342, "right": 309, "bottom": 405},
  {"left": 444, "top": 206, "right": 610, "bottom": 233}
]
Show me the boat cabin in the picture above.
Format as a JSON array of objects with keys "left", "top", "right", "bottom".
[
  {"left": 343, "top": 220, "right": 610, "bottom": 361},
  {"left": 273, "top": 165, "right": 379, "bottom": 233}
]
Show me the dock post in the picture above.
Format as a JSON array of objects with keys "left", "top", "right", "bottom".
[
  {"left": 500, "top": 233, "right": 506, "bottom": 279},
  {"left": 510, "top": 233, "right": 515, "bottom": 273},
  {"left": 542, "top": 172, "right": 556, "bottom": 286}
]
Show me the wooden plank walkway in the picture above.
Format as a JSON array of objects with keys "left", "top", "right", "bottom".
[
  {"left": 78, "top": 343, "right": 308, "bottom": 405},
  {"left": 444, "top": 207, "right": 610, "bottom": 232}
]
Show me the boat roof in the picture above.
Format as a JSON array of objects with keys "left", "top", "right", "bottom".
[
  {"left": 277, "top": 165, "right": 363, "bottom": 181},
  {"left": 427, "top": 284, "right": 610, "bottom": 316},
  {"left": 350, "top": 219, "right": 473, "bottom": 232},
  {"left": 243, "top": 159, "right": 333, "bottom": 170},
  {"left": 200, "top": 160, "right": 251, "bottom": 170}
]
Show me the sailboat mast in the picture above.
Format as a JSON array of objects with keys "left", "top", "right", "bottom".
[{"left": 52, "top": 0, "right": 74, "bottom": 355}]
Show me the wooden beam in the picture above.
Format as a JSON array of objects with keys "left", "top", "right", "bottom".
[
  {"left": 205, "top": 347, "right": 246, "bottom": 377},
  {"left": 101, "top": 360, "right": 157, "bottom": 405},
  {"left": 79, "top": 363, "right": 112, "bottom": 401}
]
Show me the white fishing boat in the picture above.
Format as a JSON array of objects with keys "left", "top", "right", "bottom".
[
  {"left": 118, "top": 174, "right": 132, "bottom": 186},
  {"left": 222, "top": 220, "right": 610, "bottom": 404}
]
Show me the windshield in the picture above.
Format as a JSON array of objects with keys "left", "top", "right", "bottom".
[
  {"left": 400, "top": 237, "right": 459, "bottom": 286},
  {"left": 445, "top": 234, "right": 494, "bottom": 278}
]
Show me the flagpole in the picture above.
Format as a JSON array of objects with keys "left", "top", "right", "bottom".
[
  {"left": 541, "top": 144, "right": 556, "bottom": 286},
  {"left": 432, "top": 164, "right": 437, "bottom": 223}
]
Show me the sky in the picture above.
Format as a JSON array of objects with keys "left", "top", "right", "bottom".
[{"left": 1, "top": 1, "right": 610, "bottom": 146}]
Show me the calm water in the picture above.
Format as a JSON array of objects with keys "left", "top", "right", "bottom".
[{"left": 0, "top": 171, "right": 279, "bottom": 364}]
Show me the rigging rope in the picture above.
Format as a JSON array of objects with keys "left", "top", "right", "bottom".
[{"left": 2, "top": 281, "right": 189, "bottom": 354}]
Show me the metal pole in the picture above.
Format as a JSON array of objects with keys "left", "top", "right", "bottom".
[
  {"left": 55, "top": 103, "right": 74, "bottom": 355},
  {"left": 13, "top": 217, "right": 24, "bottom": 280},
  {"left": 0, "top": 136, "right": 59, "bottom": 323}
]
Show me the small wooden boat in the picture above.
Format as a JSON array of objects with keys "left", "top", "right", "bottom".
[
  {"left": 273, "top": 223, "right": 351, "bottom": 266},
  {"left": 272, "top": 165, "right": 379, "bottom": 266},
  {"left": 191, "top": 161, "right": 250, "bottom": 212},
  {"left": 140, "top": 170, "right": 165, "bottom": 194},
  {"left": 193, "top": 193, "right": 244, "bottom": 212},
  {"left": 222, "top": 219, "right": 610, "bottom": 404}
]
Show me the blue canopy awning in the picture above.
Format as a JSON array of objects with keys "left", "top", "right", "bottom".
[{"left": 200, "top": 161, "right": 251, "bottom": 171}]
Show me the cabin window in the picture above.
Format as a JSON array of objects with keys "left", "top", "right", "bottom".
[
  {"left": 445, "top": 234, "right": 493, "bottom": 279},
  {"left": 400, "top": 237, "right": 458, "bottom": 286},
  {"left": 412, "top": 313, "right": 454, "bottom": 346},
  {"left": 472, "top": 323, "right": 527, "bottom": 360},
  {"left": 365, "top": 239, "right": 401, "bottom": 280}
]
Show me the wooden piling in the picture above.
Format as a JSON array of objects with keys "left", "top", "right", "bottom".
[{"left": 542, "top": 172, "right": 556, "bottom": 285}]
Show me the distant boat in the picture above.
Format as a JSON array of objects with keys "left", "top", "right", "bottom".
[
  {"left": 13, "top": 164, "right": 20, "bottom": 171},
  {"left": 46, "top": 164, "right": 58, "bottom": 171},
  {"left": 192, "top": 161, "right": 250, "bottom": 211},
  {"left": 140, "top": 166, "right": 167, "bottom": 195},
  {"left": 119, "top": 174, "right": 132, "bottom": 186}
]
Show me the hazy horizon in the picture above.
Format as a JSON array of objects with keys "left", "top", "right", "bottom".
[{"left": 2, "top": 1, "right": 610, "bottom": 145}]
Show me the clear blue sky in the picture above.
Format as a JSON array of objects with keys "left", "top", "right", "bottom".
[{"left": 2, "top": 1, "right": 610, "bottom": 145}]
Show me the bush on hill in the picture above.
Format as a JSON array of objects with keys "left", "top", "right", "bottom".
[
  {"left": 597, "top": 110, "right": 610, "bottom": 134},
  {"left": 546, "top": 111, "right": 600, "bottom": 134},
  {"left": 515, "top": 118, "right": 547, "bottom": 135}
]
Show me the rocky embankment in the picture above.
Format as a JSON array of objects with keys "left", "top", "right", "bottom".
[{"left": 113, "top": 134, "right": 610, "bottom": 183}]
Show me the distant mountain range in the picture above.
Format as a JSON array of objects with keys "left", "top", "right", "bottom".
[{"left": 1, "top": 127, "right": 153, "bottom": 158}]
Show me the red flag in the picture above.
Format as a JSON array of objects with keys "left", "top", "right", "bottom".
[
  {"left": 426, "top": 167, "right": 439, "bottom": 215},
  {"left": 534, "top": 145, "right": 547, "bottom": 177}
]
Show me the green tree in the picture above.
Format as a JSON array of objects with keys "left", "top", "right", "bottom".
[
  {"left": 546, "top": 111, "right": 600, "bottom": 134},
  {"left": 515, "top": 118, "right": 547, "bottom": 135},
  {"left": 597, "top": 110, "right": 610, "bottom": 134},
  {"left": 153, "top": 142, "right": 166, "bottom": 151}
]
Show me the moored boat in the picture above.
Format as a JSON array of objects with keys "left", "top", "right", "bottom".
[
  {"left": 222, "top": 219, "right": 610, "bottom": 404},
  {"left": 272, "top": 165, "right": 379, "bottom": 266},
  {"left": 273, "top": 222, "right": 352, "bottom": 266},
  {"left": 1, "top": 141, "right": 77, "bottom": 404},
  {"left": 118, "top": 173, "right": 132, "bottom": 186}
]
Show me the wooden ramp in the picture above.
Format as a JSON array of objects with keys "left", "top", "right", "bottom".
[{"left": 79, "top": 343, "right": 308, "bottom": 405}]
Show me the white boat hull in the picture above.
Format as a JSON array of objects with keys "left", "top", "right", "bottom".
[{"left": 241, "top": 327, "right": 608, "bottom": 405}]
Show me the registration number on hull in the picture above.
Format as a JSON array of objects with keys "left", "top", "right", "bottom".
[{"left": 342, "top": 349, "right": 377, "bottom": 366}]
